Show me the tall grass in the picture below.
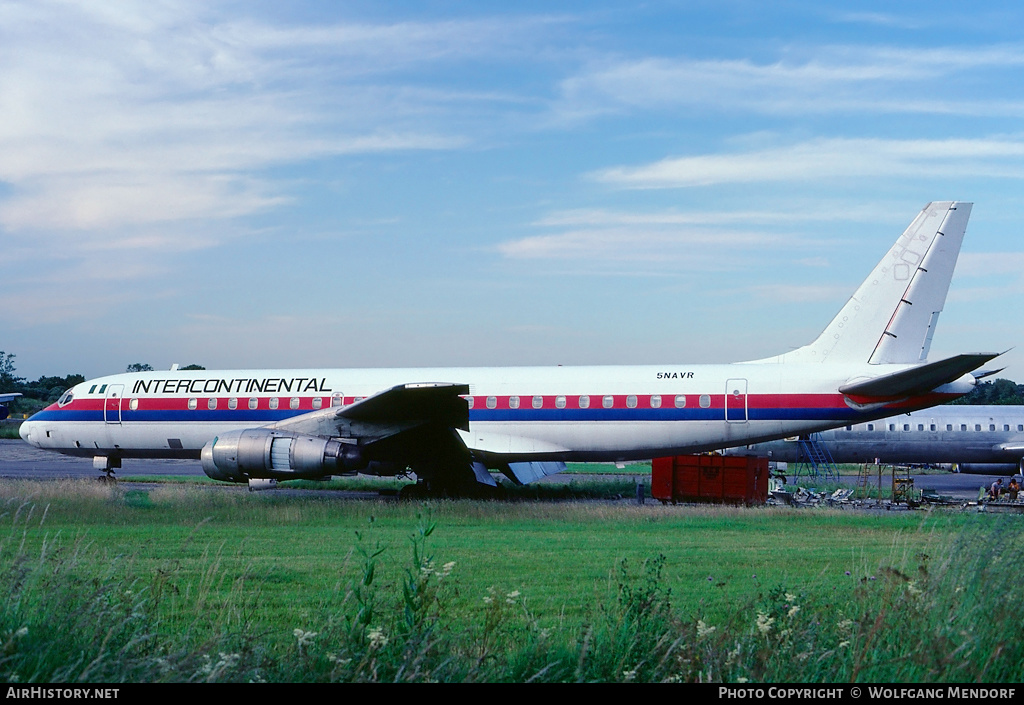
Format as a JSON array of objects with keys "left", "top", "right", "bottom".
[{"left": 0, "top": 483, "right": 1019, "bottom": 682}]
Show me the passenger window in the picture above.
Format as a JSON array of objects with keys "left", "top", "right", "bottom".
[
  {"left": 699, "top": 394, "right": 711, "bottom": 409},
  {"left": 946, "top": 424, "right": 953, "bottom": 431},
  {"left": 290, "top": 397, "right": 300, "bottom": 410},
  {"left": 989, "top": 424, "right": 996, "bottom": 431},
  {"left": 486, "top": 396, "right": 496, "bottom": 409},
  {"left": 889, "top": 424, "right": 895, "bottom": 431},
  {"left": 229, "top": 398, "right": 237, "bottom": 410},
  {"left": 626, "top": 395, "right": 637, "bottom": 408},
  {"left": 188, "top": 398, "right": 197, "bottom": 410},
  {"left": 578, "top": 395, "right": 590, "bottom": 409},
  {"left": 248, "top": 398, "right": 258, "bottom": 410},
  {"left": 465, "top": 396, "right": 474, "bottom": 409},
  {"left": 960, "top": 424, "right": 967, "bottom": 431},
  {"left": 269, "top": 397, "right": 279, "bottom": 410},
  {"left": 556, "top": 395, "right": 566, "bottom": 409},
  {"left": 312, "top": 397, "right": 322, "bottom": 409},
  {"left": 207, "top": 398, "right": 217, "bottom": 410},
  {"left": 130, "top": 398, "right": 139, "bottom": 411},
  {"left": 533, "top": 395, "right": 544, "bottom": 409},
  {"left": 509, "top": 396, "right": 519, "bottom": 409},
  {"left": 867, "top": 424, "right": 874, "bottom": 431},
  {"left": 650, "top": 395, "right": 662, "bottom": 408},
  {"left": 975, "top": 424, "right": 981, "bottom": 432},
  {"left": 917, "top": 424, "right": 924, "bottom": 431},
  {"left": 675, "top": 395, "right": 686, "bottom": 408},
  {"left": 903, "top": 424, "right": 910, "bottom": 431},
  {"left": 930, "top": 424, "right": 936, "bottom": 431},
  {"left": 602, "top": 395, "right": 614, "bottom": 409}
]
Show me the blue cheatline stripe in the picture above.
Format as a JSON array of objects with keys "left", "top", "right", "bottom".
[{"left": 29, "top": 407, "right": 859, "bottom": 424}]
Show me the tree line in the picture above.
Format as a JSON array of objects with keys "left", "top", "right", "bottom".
[{"left": 0, "top": 352, "right": 203, "bottom": 416}]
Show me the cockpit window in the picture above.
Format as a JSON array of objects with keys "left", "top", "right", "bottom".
[{"left": 57, "top": 390, "right": 74, "bottom": 407}]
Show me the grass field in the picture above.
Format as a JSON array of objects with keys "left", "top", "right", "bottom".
[{"left": 0, "top": 479, "right": 1020, "bottom": 682}]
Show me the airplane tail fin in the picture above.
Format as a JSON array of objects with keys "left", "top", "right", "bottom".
[{"left": 779, "top": 201, "right": 972, "bottom": 365}]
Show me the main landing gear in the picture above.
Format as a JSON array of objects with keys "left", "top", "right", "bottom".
[{"left": 94, "top": 455, "right": 120, "bottom": 483}]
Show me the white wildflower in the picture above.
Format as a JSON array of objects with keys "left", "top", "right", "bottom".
[
  {"left": 787, "top": 605, "right": 800, "bottom": 619},
  {"left": 726, "top": 643, "right": 742, "bottom": 667},
  {"left": 756, "top": 611, "right": 774, "bottom": 636},
  {"left": 367, "top": 627, "right": 388, "bottom": 649},
  {"left": 696, "top": 620, "right": 716, "bottom": 638},
  {"left": 293, "top": 629, "right": 318, "bottom": 647},
  {"left": 506, "top": 590, "right": 521, "bottom": 604}
]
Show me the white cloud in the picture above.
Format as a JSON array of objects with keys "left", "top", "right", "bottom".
[
  {"left": 592, "top": 137, "right": 1024, "bottom": 188},
  {"left": 555, "top": 45, "right": 1024, "bottom": 120},
  {"left": 495, "top": 224, "right": 787, "bottom": 269},
  {"left": 0, "top": 2, "right": 531, "bottom": 237},
  {"left": 954, "top": 252, "right": 1024, "bottom": 277}
]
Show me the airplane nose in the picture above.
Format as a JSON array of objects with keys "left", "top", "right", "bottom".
[{"left": 19, "top": 420, "right": 33, "bottom": 444}]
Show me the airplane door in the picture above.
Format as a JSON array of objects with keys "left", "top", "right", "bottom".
[
  {"left": 725, "top": 379, "right": 748, "bottom": 423},
  {"left": 104, "top": 384, "right": 124, "bottom": 424}
]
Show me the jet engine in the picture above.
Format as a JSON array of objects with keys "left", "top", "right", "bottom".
[{"left": 201, "top": 429, "right": 366, "bottom": 482}]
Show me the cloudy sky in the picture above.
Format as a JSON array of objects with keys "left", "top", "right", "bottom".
[{"left": 2, "top": 0, "right": 1022, "bottom": 382}]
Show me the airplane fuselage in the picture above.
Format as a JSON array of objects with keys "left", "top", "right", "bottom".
[
  {"left": 21, "top": 362, "right": 972, "bottom": 465},
  {"left": 727, "top": 404, "right": 1024, "bottom": 472}
]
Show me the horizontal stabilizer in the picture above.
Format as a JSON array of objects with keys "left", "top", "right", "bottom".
[
  {"left": 839, "top": 353, "right": 1000, "bottom": 400},
  {"left": 997, "top": 443, "right": 1024, "bottom": 453},
  {"left": 503, "top": 461, "right": 566, "bottom": 486}
]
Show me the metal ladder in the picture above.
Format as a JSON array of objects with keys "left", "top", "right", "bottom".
[{"left": 791, "top": 433, "right": 839, "bottom": 483}]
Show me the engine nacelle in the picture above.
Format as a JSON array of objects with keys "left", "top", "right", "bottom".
[{"left": 201, "top": 429, "right": 366, "bottom": 482}]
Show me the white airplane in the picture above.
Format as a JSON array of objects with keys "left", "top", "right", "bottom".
[
  {"left": 725, "top": 404, "right": 1024, "bottom": 474},
  {"left": 20, "top": 202, "right": 1002, "bottom": 495}
]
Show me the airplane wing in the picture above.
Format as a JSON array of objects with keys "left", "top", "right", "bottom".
[
  {"left": 839, "top": 352, "right": 1001, "bottom": 401},
  {"left": 0, "top": 392, "right": 20, "bottom": 420},
  {"left": 268, "top": 382, "right": 483, "bottom": 485},
  {"left": 270, "top": 382, "right": 469, "bottom": 439}
]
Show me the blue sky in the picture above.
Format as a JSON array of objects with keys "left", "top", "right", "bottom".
[{"left": 2, "top": 1, "right": 1022, "bottom": 382}]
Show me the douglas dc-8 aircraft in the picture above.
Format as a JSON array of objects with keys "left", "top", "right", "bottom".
[
  {"left": 725, "top": 405, "right": 1024, "bottom": 475},
  {"left": 20, "top": 202, "right": 1003, "bottom": 495}
]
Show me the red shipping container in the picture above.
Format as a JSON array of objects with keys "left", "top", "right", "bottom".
[{"left": 652, "top": 455, "right": 768, "bottom": 505}]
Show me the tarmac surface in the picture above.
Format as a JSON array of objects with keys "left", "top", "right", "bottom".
[{"left": 0, "top": 438, "right": 1010, "bottom": 502}]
